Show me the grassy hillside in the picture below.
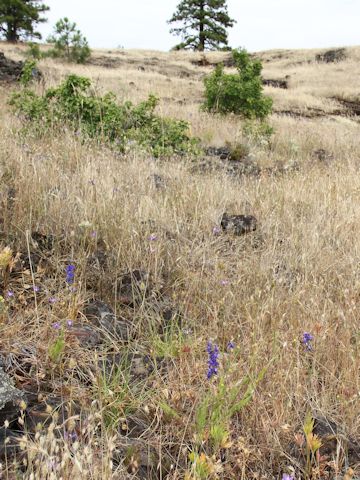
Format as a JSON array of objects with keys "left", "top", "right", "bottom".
[{"left": 0, "top": 42, "right": 360, "bottom": 479}]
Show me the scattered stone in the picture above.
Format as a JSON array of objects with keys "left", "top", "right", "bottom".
[
  {"left": 0, "top": 51, "right": 23, "bottom": 82},
  {"left": 116, "top": 270, "right": 152, "bottom": 306},
  {"left": 0, "top": 368, "right": 24, "bottom": 427},
  {"left": 68, "top": 324, "right": 102, "bottom": 348},
  {"left": 30, "top": 231, "right": 54, "bottom": 252},
  {"left": 150, "top": 173, "right": 167, "bottom": 190},
  {"left": 83, "top": 300, "right": 131, "bottom": 341},
  {"left": 332, "top": 97, "right": 360, "bottom": 117},
  {"left": 262, "top": 78, "right": 288, "bottom": 89},
  {"left": 312, "top": 148, "right": 334, "bottom": 164},
  {"left": 205, "top": 146, "right": 231, "bottom": 160},
  {"left": 316, "top": 48, "right": 346, "bottom": 63},
  {"left": 313, "top": 415, "right": 360, "bottom": 464},
  {"left": 102, "top": 351, "right": 159, "bottom": 382},
  {"left": 113, "top": 437, "right": 159, "bottom": 479},
  {"left": 221, "top": 213, "right": 257, "bottom": 236},
  {"left": 138, "top": 66, "right": 145, "bottom": 72}
]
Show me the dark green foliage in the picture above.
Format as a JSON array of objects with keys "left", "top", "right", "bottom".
[
  {"left": 0, "top": 0, "right": 49, "bottom": 42},
  {"left": 19, "top": 58, "right": 37, "bottom": 86},
  {"left": 47, "top": 17, "right": 91, "bottom": 64},
  {"left": 203, "top": 48, "right": 273, "bottom": 119},
  {"left": 9, "top": 74, "right": 200, "bottom": 158},
  {"left": 169, "top": 0, "right": 235, "bottom": 51}
]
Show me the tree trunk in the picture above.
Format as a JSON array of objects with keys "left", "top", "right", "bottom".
[
  {"left": 6, "top": 24, "right": 18, "bottom": 43},
  {"left": 198, "top": 1, "right": 205, "bottom": 51}
]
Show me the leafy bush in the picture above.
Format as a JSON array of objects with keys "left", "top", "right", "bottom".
[
  {"left": 20, "top": 59, "right": 39, "bottom": 86},
  {"left": 25, "top": 42, "right": 43, "bottom": 60},
  {"left": 203, "top": 48, "right": 273, "bottom": 119},
  {"left": 9, "top": 74, "right": 199, "bottom": 158},
  {"left": 47, "top": 17, "right": 91, "bottom": 64}
]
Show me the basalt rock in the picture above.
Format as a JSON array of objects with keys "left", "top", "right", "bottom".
[
  {"left": 221, "top": 213, "right": 257, "bottom": 236},
  {"left": 316, "top": 48, "right": 346, "bottom": 63},
  {"left": 0, "top": 51, "right": 23, "bottom": 82},
  {"left": 116, "top": 270, "right": 152, "bottom": 306},
  {"left": 0, "top": 368, "right": 24, "bottom": 427},
  {"left": 83, "top": 300, "right": 131, "bottom": 341}
]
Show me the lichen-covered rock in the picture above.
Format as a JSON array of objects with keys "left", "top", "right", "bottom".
[{"left": 0, "top": 368, "right": 24, "bottom": 426}]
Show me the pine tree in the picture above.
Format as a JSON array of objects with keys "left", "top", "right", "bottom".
[
  {"left": 169, "top": 0, "right": 236, "bottom": 51},
  {"left": 0, "top": 0, "right": 49, "bottom": 42}
]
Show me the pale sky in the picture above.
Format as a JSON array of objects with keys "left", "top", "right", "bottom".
[{"left": 38, "top": 0, "right": 360, "bottom": 52}]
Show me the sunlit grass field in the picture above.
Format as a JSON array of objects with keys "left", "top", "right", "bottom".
[{"left": 0, "top": 42, "right": 360, "bottom": 479}]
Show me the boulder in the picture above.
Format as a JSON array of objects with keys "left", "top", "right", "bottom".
[
  {"left": 316, "top": 48, "right": 346, "bottom": 63},
  {"left": 221, "top": 213, "right": 257, "bottom": 236},
  {"left": 0, "top": 51, "right": 23, "bottom": 82},
  {"left": 83, "top": 300, "right": 131, "bottom": 341},
  {"left": 0, "top": 368, "right": 24, "bottom": 426}
]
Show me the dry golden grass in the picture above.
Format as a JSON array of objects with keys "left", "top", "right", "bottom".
[{"left": 0, "top": 41, "right": 360, "bottom": 479}]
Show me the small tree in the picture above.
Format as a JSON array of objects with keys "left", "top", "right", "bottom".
[
  {"left": 168, "top": 0, "right": 236, "bottom": 51},
  {"left": 203, "top": 49, "right": 273, "bottom": 119},
  {"left": 48, "top": 17, "right": 91, "bottom": 64},
  {"left": 0, "top": 0, "right": 49, "bottom": 42}
]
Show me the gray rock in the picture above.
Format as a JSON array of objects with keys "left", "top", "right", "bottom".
[
  {"left": 83, "top": 300, "right": 131, "bottom": 341},
  {"left": 0, "top": 51, "right": 23, "bottom": 82},
  {"left": 316, "top": 48, "right": 346, "bottom": 63},
  {"left": 0, "top": 368, "right": 24, "bottom": 426},
  {"left": 221, "top": 213, "right": 257, "bottom": 236},
  {"left": 116, "top": 270, "right": 152, "bottom": 306}
]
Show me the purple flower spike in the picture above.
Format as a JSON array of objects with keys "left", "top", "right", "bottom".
[
  {"left": 302, "top": 332, "right": 314, "bottom": 351},
  {"left": 207, "top": 341, "right": 220, "bottom": 379},
  {"left": 282, "top": 474, "right": 294, "bottom": 480},
  {"left": 66, "top": 319, "right": 73, "bottom": 328},
  {"left": 33, "top": 285, "right": 40, "bottom": 293},
  {"left": 6, "top": 291, "right": 14, "bottom": 298},
  {"left": 227, "top": 341, "right": 235, "bottom": 350},
  {"left": 52, "top": 322, "right": 61, "bottom": 330},
  {"left": 148, "top": 234, "right": 158, "bottom": 242},
  {"left": 66, "top": 264, "right": 75, "bottom": 284}
]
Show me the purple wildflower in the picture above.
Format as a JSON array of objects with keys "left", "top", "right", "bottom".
[
  {"left": 33, "top": 285, "right": 40, "bottom": 293},
  {"left": 6, "top": 291, "right": 14, "bottom": 298},
  {"left": 213, "top": 226, "right": 221, "bottom": 236},
  {"left": 66, "top": 319, "right": 73, "bottom": 328},
  {"left": 282, "top": 475, "right": 294, "bottom": 480},
  {"left": 52, "top": 322, "right": 61, "bottom": 330},
  {"left": 88, "top": 179, "right": 95, "bottom": 186},
  {"left": 227, "top": 341, "right": 235, "bottom": 351},
  {"left": 66, "top": 264, "right": 75, "bottom": 284},
  {"left": 148, "top": 234, "right": 158, "bottom": 241},
  {"left": 64, "top": 430, "right": 78, "bottom": 442},
  {"left": 302, "top": 332, "right": 313, "bottom": 351},
  {"left": 207, "top": 341, "right": 220, "bottom": 379},
  {"left": 220, "top": 279, "right": 229, "bottom": 286},
  {"left": 49, "top": 297, "right": 57, "bottom": 304},
  {"left": 90, "top": 231, "right": 97, "bottom": 238}
]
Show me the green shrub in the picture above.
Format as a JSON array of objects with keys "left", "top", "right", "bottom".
[
  {"left": 9, "top": 74, "right": 200, "bottom": 158},
  {"left": 20, "top": 59, "right": 39, "bottom": 87},
  {"left": 25, "top": 42, "right": 43, "bottom": 60},
  {"left": 202, "top": 48, "right": 273, "bottom": 119},
  {"left": 47, "top": 17, "right": 91, "bottom": 64}
]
